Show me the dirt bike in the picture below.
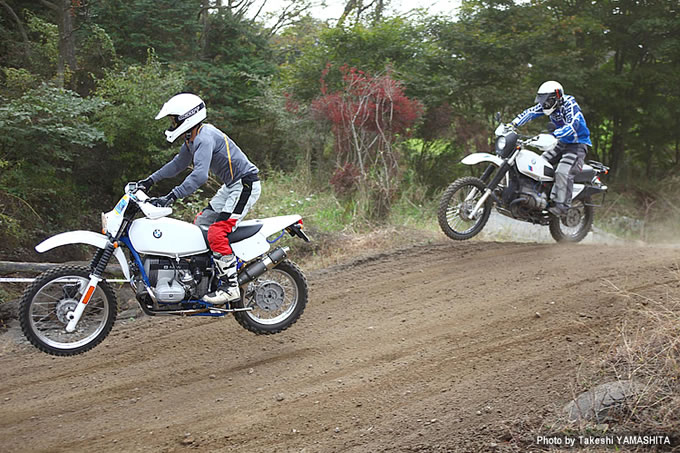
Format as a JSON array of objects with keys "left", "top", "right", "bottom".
[
  {"left": 438, "top": 115, "right": 609, "bottom": 243},
  {"left": 20, "top": 182, "right": 310, "bottom": 356}
]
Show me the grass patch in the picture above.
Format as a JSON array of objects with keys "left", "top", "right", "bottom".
[
  {"left": 488, "top": 266, "right": 680, "bottom": 452},
  {"left": 543, "top": 266, "right": 680, "bottom": 451},
  {"left": 599, "top": 269, "right": 680, "bottom": 437},
  {"left": 171, "top": 169, "right": 443, "bottom": 269},
  {"left": 250, "top": 171, "right": 442, "bottom": 269},
  {"left": 597, "top": 177, "right": 680, "bottom": 243}
]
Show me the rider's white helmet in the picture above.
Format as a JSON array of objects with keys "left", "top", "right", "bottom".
[
  {"left": 155, "top": 93, "right": 206, "bottom": 143},
  {"left": 535, "top": 81, "right": 564, "bottom": 116}
]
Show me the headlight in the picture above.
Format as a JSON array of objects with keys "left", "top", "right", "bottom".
[
  {"left": 496, "top": 136, "right": 506, "bottom": 153},
  {"left": 101, "top": 212, "right": 107, "bottom": 234}
]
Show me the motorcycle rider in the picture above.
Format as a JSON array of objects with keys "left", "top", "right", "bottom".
[
  {"left": 511, "top": 81, "right": 591, "bottom": 217},
  {"left": 138, "top": 93, "right": 261, "bottom": 305}
]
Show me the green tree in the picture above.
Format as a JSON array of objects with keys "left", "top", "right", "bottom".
[
  {"left": 91, "top": 0, "right": 201, "bottom": 64},
  {"left": 186, "top": 10, "right": 276, "bottom": 128},
  {"left": 586, "top": 0, "right": 680, "bottom": 177},
  {"left": 283, "top": 17, "right": 432, "bottom": 102},
  {"left": 0, "top": 84, "right": 106, "bottom": 249},
  {"left": 94, "top": 54, "right": 185, "bottom": 190}
]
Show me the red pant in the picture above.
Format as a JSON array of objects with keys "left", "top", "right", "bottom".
[{"left": 207, "top": 218, "right": 238, "bottom": 255}]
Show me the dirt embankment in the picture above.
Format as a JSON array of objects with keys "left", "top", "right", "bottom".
[{"left": 0, "top": 241, "right": 678, "bottom": 452}]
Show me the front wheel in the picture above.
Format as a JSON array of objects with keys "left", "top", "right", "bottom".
[
  {"left": 549, "top": 198, "right": 594, "bottom": 243},
  {"left": 19, "top": 265, "right": 117, "bottom": 356},
  {"left": 437, "top": 176, "right": 492, "bottom": 240},
  {"left": 234, "top": 260, "right": 307, "bottom": 334}
]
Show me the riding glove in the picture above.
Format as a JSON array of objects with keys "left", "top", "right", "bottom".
[
  {"left": 137, "top": 176, "right": 154, "bottom": 192},
  {"left": 149, "top": 192, "right": 177, "bottom": 207}
]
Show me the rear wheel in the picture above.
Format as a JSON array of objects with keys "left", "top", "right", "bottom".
[
  {"left": 437, "top": 177, "right": 492, "bottom": 240},
  {"left": 549, "top": 198, "right": 594, "bottom": 243},
  {"left": 19, "top": 265, "right": 117, "bottom": 356},
  {"left": 234, "top": 260, "right": 307, "bottom": 334}
]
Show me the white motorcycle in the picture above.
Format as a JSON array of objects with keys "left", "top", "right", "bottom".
[
  {"left": 438, "top": 115, "right": 609, "bottom": 243},
  {"left": 19, "top": 182, "right": 310, "bottom": 356}
]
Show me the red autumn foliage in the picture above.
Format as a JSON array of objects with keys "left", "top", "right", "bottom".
[
  {"left": 329, "top": 162, "right": 360, "bottom": 195},
  {"left": 312, "top": 63, "right": 422, "bottom": 141},
  {"left": 311, "top": 64, "right": 423, "bottom": 215},
  {"left": 283, "top": 92, "right": 300, "bottom": 114}
]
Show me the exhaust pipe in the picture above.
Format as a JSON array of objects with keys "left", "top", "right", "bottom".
[{"left": 238, "top": 247, "right": 289, "bottom": 286}]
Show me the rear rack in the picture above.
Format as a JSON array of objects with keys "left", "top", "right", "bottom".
[{"left": 587, "top": 160, "right": 610, "bottom": 174}]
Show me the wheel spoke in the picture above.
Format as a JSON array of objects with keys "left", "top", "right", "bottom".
[
  {"left": 245, "top": 268, "right": 298, "bottom": 325},
  {"left": 24, "top": 272, "right": 112, "bottom": 352},
  {"left": 31, "top": 313, "right": 55, "bottom": 326}
]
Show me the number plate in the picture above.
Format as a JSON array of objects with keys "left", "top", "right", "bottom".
[{"left": 114, "top": 195, "right": 129, "bottom": 214}]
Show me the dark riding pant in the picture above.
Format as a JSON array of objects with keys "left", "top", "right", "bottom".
[{"left": 541, "top": 142, "right": 587, "bottom": 207}]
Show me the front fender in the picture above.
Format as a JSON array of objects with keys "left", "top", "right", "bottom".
[
  {"left": 461, "top": 153, "right": 504, "bottom": 167},
  {"left": 35, "top": 231, "right": 131, "bottom": 281}
]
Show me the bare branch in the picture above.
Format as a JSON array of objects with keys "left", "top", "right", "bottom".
[
  {"left": 337, "top": 0, "right": 357, "bottom": 27},
  {"left": 357, "top": 0, "right": 377, "bottom": 17},
  {"left": 265, "top": 0, "right": 315, "bottom": 37},
  {"left": 231, "top": 0, "right": 251, "bottom": 10},
  {"left": 234, "top": 0, "right": 257, "bottom": 19},
  {"left": 0, "top": 0, "right": 29, "bottom": 43},
  {"left": 40, "top": 0, "right": 59, "bottom": 11},
  {"left": 251, "top": 0, "right": 268, "bottom": 22}
]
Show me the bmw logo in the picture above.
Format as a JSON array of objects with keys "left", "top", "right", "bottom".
[
  {"left": 531, "top": 158, "right": 537, "bottom": 165},
  {"left": 153, "top": 229, "right": 162, "bottom": 239}
]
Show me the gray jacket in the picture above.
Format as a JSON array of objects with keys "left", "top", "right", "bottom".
[{"left": 151, "top": 124, "right": 258, "bottom": 199}]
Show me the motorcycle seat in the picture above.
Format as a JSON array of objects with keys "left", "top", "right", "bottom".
[
  {"left": 198, "top": 223, "right": 263, "bottom": 245},
  {"left": 545, "top": 164, "right": 596, "bottom": 183},
  {"left": 574, "top": 165, "right": 596, "bottom": 184}
]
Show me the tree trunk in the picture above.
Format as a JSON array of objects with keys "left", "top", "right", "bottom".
[
  {"left": 337, "top": 0, "right": 357, "bottom": 27},
  {"left": 609, "top": 115, "right": 625, "bottom": 177},
  {"left": 200, "top": 0, "right": 210, "bottom": 59},
  {"left": 61, "top": 0, "right": 77, "bottom": 86},
  {"left": 374, "top": 0, "right": 384, "bottom": 23},
  {"left": 0, "top": 1, "right": 29, "bottom": 44},
  {"left": 42, "top": 0, "right": 78, "bottom": 89}
]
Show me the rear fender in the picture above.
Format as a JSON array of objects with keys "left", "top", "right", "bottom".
[
  {"left": 574, "top": 184, "right": 608, "bottom": 202},
  {"left": 231, "top": 215, "right": 302, "bottom": 263},
  {"left": 461, "top": 153, "right": 504, "bottom": 167},
  {"left": 256, "top": 215, "right": 302, "bottom": 237},
  {"left": 572, "top": 184, "right": 585, "bottom": 199},
  {"left": 35, "top": 231, "right": 131, "bottom": 281}
]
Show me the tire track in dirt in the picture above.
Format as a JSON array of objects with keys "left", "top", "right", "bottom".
[{"left": 0, "top": 241, "right": 677, "bottom": 452}]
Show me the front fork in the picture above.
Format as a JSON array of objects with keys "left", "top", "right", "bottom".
[
  {"left": 65, "top": 241, "right": 116, "bottom": 333},
  {"left": 468, "top": 157, "right": 514, "bottom": 219}
]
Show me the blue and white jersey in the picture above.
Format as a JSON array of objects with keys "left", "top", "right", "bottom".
[{"left": 512, "top": 95, "right": 591, "bottom": 146}]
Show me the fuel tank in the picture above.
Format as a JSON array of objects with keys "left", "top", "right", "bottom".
[
  {"left": 128, "top": 217, "right": 209, "bottom": 257},
  {"left": 516, "top": 149, "right": 555, "bottom": 182}
]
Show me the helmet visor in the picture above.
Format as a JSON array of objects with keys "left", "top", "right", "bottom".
[
  {"left": 535, "top": 93, "right": 557, "bottom": 111},
  {"left": 168, "top": 115, "right": 181, "bottom": 132}
]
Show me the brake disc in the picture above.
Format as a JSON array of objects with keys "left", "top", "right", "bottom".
[
  {"left": 563, "top": 207, "right": 582, "bottom": 228},
  {"left": 253, "top": 281, "right": 285, "bottom": 312},
  {"left": 55, "top": 299, "right": 79, "bottom": 325},
  {"left": 460, "top": 200, "right": 477, "bottom": 221}
]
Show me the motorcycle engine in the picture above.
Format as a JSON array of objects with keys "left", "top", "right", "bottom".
[
  {"left": 517, "top": 176, "right": 548, "bottom": 210},
  {"left": 143, "top": 258, "right": 193, "bottom": 303}
]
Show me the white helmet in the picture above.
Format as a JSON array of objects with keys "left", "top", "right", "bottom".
[
  {"left": 155, "top": 93, "right": 207, "bottom": 143},
  {"left": 535, "top": 81, "right": 564, "bottom": 115}
]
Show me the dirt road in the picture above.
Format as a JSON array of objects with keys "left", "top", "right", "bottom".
[{"left": 0, "top": 241, "right": 678, "bottom": 452}]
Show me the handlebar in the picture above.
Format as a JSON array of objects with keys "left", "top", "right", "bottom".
[{"left": 124, "top": 182, "right": 150, "bottom": 203}]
